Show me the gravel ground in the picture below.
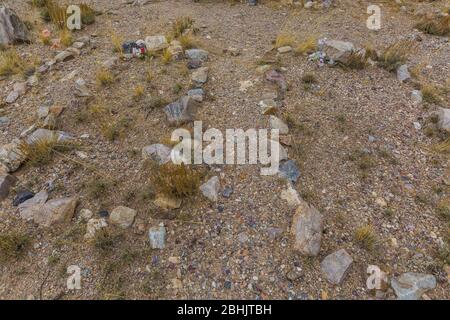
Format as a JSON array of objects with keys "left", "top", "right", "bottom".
[{"left": 0, "top": 0, "right": 449, "bottom": 300}]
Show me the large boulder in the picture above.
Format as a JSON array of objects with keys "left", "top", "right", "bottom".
[
  {"left": 291, "top": 201, "right": 323, "bottom": 256},
  {"left": 0, "top": 6, "right": 30, "bottom": 45}
]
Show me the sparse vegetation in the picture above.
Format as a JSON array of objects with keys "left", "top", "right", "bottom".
[
  {"left": 275, "top": 33, "right": 296, "bottom": 48},
  {"left": 161, "top": 49, "right": 173, "bottom": 64},
  {"left": 80, "top": 3, "right": 96, "bottom": 25},
  {"left": 0, "top": 49, "right": 27, "bottom": 77},
  {"left": 416, "top": 15, "right": 450, "bottom": 36},
  {"left": 96, "top": 68, "right": 115, "bottom": 86},
  {"left": 18, "top": 137, "right": 75, "bottom": 167},
  {"left": 354, "top": 225, "right": 378, "bottom": 251},
  {"left": 377, "top": 41, "right": 413, "bottom": 72},
  {"left": 170, "top": 16, "right": 195, "bottom": 39},
  {"left": 295, "top": 36, "right": 317, "bottom": 55},
  {"left": 0, "top": 233, "right": 31, "bottom": 262}
]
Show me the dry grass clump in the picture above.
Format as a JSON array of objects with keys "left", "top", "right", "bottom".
[
  {"left": 275, "top": 33, "right": 296, "bottom": 48},
  {"left": 161, "top": 48, "right": 173, "bottom": 64},
  {"left": 0, "top": 49, "right": 27, "bottom": 77},
  {"left": 46, "top": 0, "right": 68, "bottom": 30},
  {"left": 343, "top": 51, "right": 368, "bottom": 70},
  {"left": 179, "top": 34, "right": 198, "bottom": 50},
  {"left": 93, "top": 229, "right": 123, "bottom": 254},
  {"left": 59, "top": 29, "right": 73, "bottom": 47},
  {"left": 0, "top": 232, "right": 31, "bottom": 262},
  {"left": 133, "top": 85, "right": 145, "bottom": 101},
  {"left": 150, "top": 163, "right": 203, "bottom": 199},
  {"left": 295, "top": 36, "right": 317, "bottom": 55},
  {"left": 18, "top": 136, "right": 75, "bottom": 167},
  {"left": 416, "top": 15, "right": 450, "bottom": 36},
  {"left": 421, "top": 83, "right": 442, "bottom": 104},
  {"left": 354, "top": 225, "right": 378, "bottom": 251},
  {"left": 377, "top": 41, "right": 413, "bottom": 72},
  {"left": 96, "top": 68, "right": 115, "bottom": 86},
  {"left": 111, "top": 33, "right": 124, "bottom": 54},
  {"left": 170, "top": 16, "right": 195, "bottom": 39},
  {"left": 99, "top": 118, "right": 128, "bottom": 142},
  {"left": 80, "top": 3, "right": 96, "bottom": 25}
]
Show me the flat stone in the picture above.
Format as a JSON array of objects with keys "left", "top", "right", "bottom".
[
  {"left": 397, "top": 64, "right": 411, "bottom": 82},
  {"left": 55, "top": 51, "right": 75, "bottom": 62},
  {"left": 391, "top": 272, "right": 436, "bottom": 300},
  {"left": 281, "top": 185, "right": 302, "bottom": 207},
  {"left": 18, "top": 190, "right": 49, "bottom": 221},
  {"left": 144, "top": 35, "right": 168, "bottom": 51},
  {"left": 13, "top": 190, "right": 34, "bottom": 206},
  {"left": 323, "top": 39, "right": 355, "bottom": 64},
  {"left": 142, "top": 144, "right": 172, "bottom": 164},
  {"left": 5, "top": 90, "right": 19, "bottom": 104},
  {"left": 269, "top": 116, "right": 289, "bottom": 134},
  {"left": 191, "top": 67, "right": 208, "bottom": 84},
  {"left": 164, "top": 96, "right": 198, "bottom": 126},
  {"left": 321, "top": 249, "right": 353, "bottom": 285},
  {"left": 0, "top": 140, "right": 26, "bottom": 172},
  {"left": 278, "top": 160, "right": 300, "bottom": 183},
  {"left": 26, "top": 129, "right": 73, "bottom": 145},
  {"left": 84, "top": 218, "right": 107, "bottom": 240},
  {"left": 74, "top": 78, "right": 91, "bottom": 97},
  {"left": 0, "top": 174, "right": 17, "bottom": 201},
  {"left": 411, "top": 90, "right": 423, "bottom": 104},
  {"left": 187, "top": 88, "right": 205, "bottom": 102},
  {"left": 200, "top": 176, "right": 220, "bottom": 202},
  {"left": 72, "top": 41, "right": 85, "bottom": 49},
  {"left": 277, "top": 46, "right": 292, "bottom": 54},
  {"left": 0, "top": 116, "right": 9, "bottom": 127},
  {"left": 148, "top": 225, "right": 166, "bottom": 249},
  {"left": 109, "top": 206, "right": 136, "bottom": 229},
  {"left": 437, "top": 108, "right": 450, "bottom": 132},
  {"left": 185, "top": 49, "right": 209, "bottom": 61},
  {"left": 259, "top": 99, "right": 279, "bottom": 115},
  {"left": 32, "top": 197, "right": 78, "bottom": 227},
  {"left": 291, "top": 201, "right": 323, "bottom": 256}
]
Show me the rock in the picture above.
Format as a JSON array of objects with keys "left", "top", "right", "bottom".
[
  {"left": 0, "top": 174, "right": 17, "bottom": 201},
  {"left": 55, "top": 51, "right": 75, "bottom": 63},
  {"left": 148, "top": 225, "right": 166, "bottom": 249},
  {"left": 102, "top": 57, "right": 119, "bottom": 70},
  {"left": 185, "top": 49, "right": 209, "bottom": 61},
  {"left": 291, "top": 201, "right": 323, "bottom": 256},
  {"left": 27, "top": 74, "right": 39, "bottom": 87},
  {"left": 411, "top": 90, "right": 423, "bottom": 104},
  {"left": 18, "top": 190, "right": 49, "bottom": 221},
  {"left": 323, "top": 39, "right": 355, "bottom": 64},
  {"left": 222, "top": 186, "right": 233, "bottom": 198},
  {"left": 168, "top": 40, "right": 183, "bottom": 59},
  {"left": 26, "top": 128, "right": 73, "bottom": 145},
  {"left": 397, "top": 64, "right": 411, "bottom": 82},
  {"left": 109, "top": 206, "right": 136, "bottom": 229},
  {"left": 187, "top": 59, "right": 202, "bottom": 69},
  {"left": 437, "top": 108, "right": 450, "bottom": 132},
  {"left": 0, "top": 116, "right": 9, "bottom": 127},
  {"left": 0, "top": 140, "right": 25, "bottom": 172},
  {"left": 32, "top": 197, "right": 78, "bottom": 227},
  {"left": 154, "top": 194, "right": 182, "bottom": 210},
  {"left": 281, "top": 185, "right": 302, "bottom": 207},
  {"left": 5, "top": 90, "right": 19, "bottom": 104},
  {"left": 391, "top": 273, "right": 436, "bottom": 300},
  {"left": 74, "top": 78, "right": 91, "bottom": 97},
  {"left": 277, "top": 46, "right": 292, "bottom": 54},
  {"left": 256, "top": 64, "right": 271, "bottom": 74},
  {"left": 142, "top": 144, "right": 172, "bottom": 164},
  {"left": 269, "top": 116, "right": 289, "bottom": 135},
  {"left": 98, "top": 210, "right": 109, "bottom": 218},
  {"left": 0, "top": 5, "right": 30, "bottom": 45},
  {"left": 304, "top": 1, "right": 314, "bottom": 8},
  {"left": 191, "top": 67, "right": 208, "bottom": 84},
  {"left": 321, "top": 249, "right": 353, "bottom": 285},
  {"left": 144, "top": 35, "right": 168, "bottom": 51},
  {"left": 259, "top": 99, "right": 279, "bottom": 115},
  {"left": 278, "top": 160, "right": 300, "bottom": 183},
  {"left": 84, "top": 218, "right": 107, "bottom": 240},
  {"left": 13, "top": 190, "right": 34, "bottom": 206},
  {"left": 37, "top": 106, "right": 50, "bottom": 120},
  {"left": 79, "top": 208, "right": 93, "bottom": 221},
  {"left": 5, "top": 82, "right": 27, "bottom": 104},
  {"left": 200, "top": 176, "right": 220, "bottom": 202},
  {"left": 164, "top": 96, "right": 198, "bottom": 126},
  {"left": 187, "top": 88, "right": 205, "bottom": 102},
  {"left": 266, "top": 69, "right": 287, "bottom": 93},
  {"left": 72, "top": 41, "right": 85, "bottom": 49}
]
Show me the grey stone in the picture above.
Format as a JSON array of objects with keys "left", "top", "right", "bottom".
[
  {"left": 84, "top": 218, "right": 107, "bottom": 240},
  {"left": 148, "top": 225, "right": 166, "bottom": 249},
  {"left": 411, "top": 90, "right": 423, "bottom": 104},
  {"left": 102, "top": 57, "right": 119, "bottom": 70},
  {"left": 391, "top": 272, "right": 436, "bottom": 300},
  {"left": 26, "top": 129, "right": 73, "bottom": 145},
  {"left": 37, "top": 106, "right": 50, "bottom": 120},
  {"left": 0, "top": 6, "right": 30, "bottom": 45},
  {"left": 72, "top": 41, "right": 85, "bottom": 49},
  {"left": 109, "top": 206, "right": 136, "bottom": 229},
  {"left": 187, "top": 88, "right": 205, "bottom": 102},
  {"left": 0, "top": 140, "right": 25, "bottom": 172},
  {"left": 278, "top": 160, "right": 300, "bottom": 183},
  {"left": 79, "top": 208, "right": 93, "bottom": 221},
  {"left": 144, "top": 35, "right": 168, "bottom": 51},
  {"left": 0, "top": 174, "right": 17, "bottom": 201},
  {"left": 277, "top": 46, "right": 292, "bottom": 54},
  {"left": 185, "top": 49, "right": 209, "bottom": 61},
  {"left": 191, "top": 67, "right": 208, "bottom": 84},
  {"left": 18, "top": 190, "right": 48, "bottom": 220},
  {"left": 323, "top": 39, "right": 355, "bottom": 64},
  {"left": 269, "top": 116, "right": 289, "bottom": 134},
  {"left": 164, "top": 96, "right": 198, "bottom": 126},
  {"left": 397, "top": 64, "right": 411, "bottom": 82},
  {"left": 32, "top": 197, "right": 78, "bottom": 227},
  {"left": 200, "top": 176, "right": 220, "bottom": 202},
  {"left": 291, "top": 201, "right": 323, "bottom": 256},
  {"left": 437, "top": 108, "right": 450, "bottom": 132},
  {"left": 55, "top": 50, "right": 75, "bottom": 63},
  {"left": 321, "top": 249, "right": 353, "bottom": 285},
  {"left": 0, "top": 116, "right": 9, "bottom": 127},
  {"left": 265, "top": 70, "right": 287, "bottom": 92},
  {"left": 142, "top": 144, "right": 172, "bottom": 164},
  {"left": 74, "top": 78, "right": 91, "bottom": 97}
]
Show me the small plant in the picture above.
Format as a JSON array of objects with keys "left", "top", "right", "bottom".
[
  {"left": 295, "top": 36, "right": 317, "bottom": 55},
  {"left": 172, "top": 83, "right": 183, "bottom": 94},
  {"left": 145, "top": 68, "right": 153, "bottom": 82},
  {"left": 437, "top": 203, "right": 450, "bottom": 221},
  {"left": 0, "top": 49, "right": 26, "bottom": 77},
  {"left": 170, "top": 16, "right": 194, "bottom": 39},
  {"left": 150, "top": 162, "right": 203, "bottom": 199},
  {"left": 343, "top": 51, "right": 367, "bottom": 70},
  {"left": 354, "top": 225, "right": 378, "bottom": 251},
  {"left": 18, "top": 136, "right": 74, "bottom": 167},
  {"left": 111, "top": 33, "right": 124, "bottom": 54},
  {"left": 377, "top": 41, "right": 413, "bottom": 72},
  {"left": 46, "top": 0, "right": 68, "bottom": 30},
  {"left": 93, "top": 229, "right": 123, "bottom": 254},
  {"left": 0, "top": 232, "right": 31, "bottom": 262},
  {"left": 59, "top": 29, "right": 73, "bottom": 47},
  {"left": 179, "top": 34, "right": 197, "bottom": 50},
  {"left": 133, "top": 85, "right": 145, "bottom": 101},
  {"left": 275, "top": 33, "right": 296, "bottom": 48},
  {"left": 80, "top": 3, "right": 96, "bottom": 25},
  {"left": 96, "top": 68, "right": 115, "bottom": 86},
  {"left": 100, "top": 117, "right": 128, "bottom": 141},
  {"left": 86, "top": 177, "right": 114, "bottom": 198},
  {"left": 301, "top": 72, "right": 316, "bottom": 84},
  {"left": 161, "top": 49, "right": 172, "bottom": 64},
  {"left": 416, "top": 15, "right": 450, "bottom": 36},
  {"left": 421, "top": 83, "right": 442, "bottom": 105}
]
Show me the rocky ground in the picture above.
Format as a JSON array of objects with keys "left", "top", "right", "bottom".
[{"left": 0, "top": 0, "right": 449, "bottom": 300}]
